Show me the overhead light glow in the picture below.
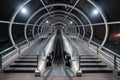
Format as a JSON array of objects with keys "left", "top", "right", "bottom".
[
  {"left": 21, "top": 7, "right": 27, "bottom": 14},
  {"left": 93, "top": 9, "right": 99, "bottom": 15},
  {"left": 114, "top": 33, "right": 120, "bottom": 38},
  {"left": 70, "top": 21, "right": 73, "bottom": 24},
  {"left": 46, "top": 20, "right": 49, "bottom": 23}
]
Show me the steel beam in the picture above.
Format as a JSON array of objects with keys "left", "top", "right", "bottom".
[
  {"left": 24, "top": 3, "right": 92, "bottom": 44},
  {"left": 64, "top": 0, "right": 79, "bottom": 20},
  {"left": 9, "top": 0, "right": 31, "bottom": 49},
  {"left": 88, "top": 0, "right": 109, "bottom": 49}
]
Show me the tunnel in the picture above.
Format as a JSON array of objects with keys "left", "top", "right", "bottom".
[{"left": 0, "top": 0, "right": 120, "bottom": 80}]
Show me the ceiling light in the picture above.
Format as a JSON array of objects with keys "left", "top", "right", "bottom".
[
  {"left": 46, "top": 20, "right": 49, "bottom": 23},
  {"left": 70, "top": 21, "right": 73, "bottom": 24},
  {"left": 21, "top": 7, "right": 27, "bottom": 14},
  {"left": 93, "top": 9, "right": 99, "bottom": 15}
]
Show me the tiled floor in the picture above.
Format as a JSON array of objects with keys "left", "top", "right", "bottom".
[{"left": 0, "top": 73, "right": 120, "bottom": 80}]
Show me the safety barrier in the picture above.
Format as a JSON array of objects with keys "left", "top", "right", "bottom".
[
  {"left": 0, "top": 34, "right": 39, "bottom": 69},
  {"left": 80, "top": 37, "right": 120, "bottom": 75}
]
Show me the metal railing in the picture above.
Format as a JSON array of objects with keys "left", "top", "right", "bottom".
[
  {"left": 0, "top": 35, "right": 40, "bottom": 68},
  {"left": 83, "top": 38, "right": 120, "bottom": 71},
  {"left": 65, "top": 33, "right": 120, "bottom": 72}
]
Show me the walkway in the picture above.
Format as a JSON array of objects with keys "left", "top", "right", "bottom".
[{"left": 0, "top": 34, "right": 120, "bottom": 80}]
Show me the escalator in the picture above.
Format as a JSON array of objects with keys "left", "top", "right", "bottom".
[
  {"left": 53, "top": 30, "right": 63, "bottom": 64},
  {"left": 43, "top": 30, "right": 74, "bottom": 77}
]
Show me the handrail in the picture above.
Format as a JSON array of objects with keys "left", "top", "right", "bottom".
[
  {"left": 0, "top": 35, "right": 38, "bottom": 55},
  {"left": 36, "top": 33, "right": 55, "bottom": 71},
  {"left": 35, "top": 33, "right": 56, "bottom": 77},
  {"left": 81, "top": 37, "right": 120, "bottom": 70},
  {"left": 63, "top": 33, "right": 81, "bottom": 73},
  {"left": 82, "top": 37, "right": 120, "bottom": 59},
  {"left": 0, "top": 40, "right": 24, "bottom": 55},
  {"left": 0, "top": 35, "right": 40, "bottom": 68},
  {"left": 90, "top": 40, "right": 120, "bottom": 59},
  {"left": 0, "top": 46, "right": 15, "bottom": 55},
  {"left": 65, "top": 33, "right": 120, "bottom": 71}
]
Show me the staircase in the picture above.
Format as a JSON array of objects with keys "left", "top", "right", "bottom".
[
  {"left": 79, "top": 55, "right": 113, "bottom": 73},
  {"left": 3, "top": 55, "right": 37, "bottom": 73}
]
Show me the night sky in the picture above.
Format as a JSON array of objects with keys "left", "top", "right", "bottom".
[{"left": 0, "top": 0, "right": 120, "bottom": 53}]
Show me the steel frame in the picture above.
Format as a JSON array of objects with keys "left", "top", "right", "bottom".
[
  {"left": 8, "top": 2, "right": 108, "bottom": 50},
  {"left": 88, "top": 0, "right": 109, "bottom": 49},
  {"left": 23, "top": 3, "right": 93, "bottom": 45},
  {"left": 38, "top": 15, "right": 74, "bottom": 34},
  {"left": 40, "top": 15, "right": 78, "bottom": 34},
  {"left": 33, "top": 10, "right": 85, "bottom": 39},
  {"left": 9, "top": 0, "right": 31, "bottom": 49},
  {"left": 64, "top": 0, "right": 79, "bottom": 20},
  {"left": 32, "top": 11, "right": 84, "bottom": 38}
]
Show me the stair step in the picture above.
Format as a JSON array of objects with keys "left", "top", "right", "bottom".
[
  {"left": 80, "top": 56, "right": 98, "bottom": 58},
  {"left": 18, "top": 57, "right": 37, "bottom": 60},
  {"left": 15, "top": 60, "right": 37, "bottom": 63},
  {"left": 10, "top": 63, "right": 37, "bottom": 67},
  {"left": 21, "top": 55, "right": 37, "bottom": 56},
  {"left": 81, "top": 58, "right": 98, "bottom": 59},
  {"left": 16, "top": 59, "right": 37, "bottom": 61},
  {"left": 80, "top": 63, "right": 107, "bottom": 67},
  {"left": 20, "top": 55, "right": 37, "bottom": 57},
  {"left": 81, "top": 55, "right": 96, "bottom": 56},
  {"left": 80, "top": 60, "right": 102, "bottom": 63},
  {"left": 3, "top": 68, "right": 35, "bottom": 73},
  {"left": 19, "top": 56, "right": 37, "bottom": 59},
  {"left": 81, "top": 59, "right": 99, "bottom": 61},
  {"left": 81, "top": 67, "right": 113, "bottom": 73}
]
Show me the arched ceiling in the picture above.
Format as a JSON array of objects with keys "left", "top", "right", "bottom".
[
  {"left": 0, "top": 0, "right": 120, "bottom": 53},
  {"left": 1, "top": 0, "right": 120, "bottom": 22}
]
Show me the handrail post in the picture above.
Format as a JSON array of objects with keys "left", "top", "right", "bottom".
[
  {"left": 0, "top": 54, "right": 2, "bottom": 69},
  {"left": 97, "top": 45, "right": 99, "bottom": 55},
  {"left": 35, "top": 55, "right": 41, "bottom": 77},
  {"left": 79, "top": 55, "right": 81, "bottom": 70},
  {"left": 37, "top": 55, "right": 39, "bottom": 70},
  {"left": 76, "top": 55, "right": 82, "bottom": 77},
  {"left": 87, "top": 43, "right": 89, "bottom": 47},
  {"left": 28, "top": 42, "right": 31, "bottom": 47},
  {"left": 18, "top": 46, "right": 21, "bottom": 54},
  {"left": 114, "top": 55, "right": 117, "bottom": 70}
]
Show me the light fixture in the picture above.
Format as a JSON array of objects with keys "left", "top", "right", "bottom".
[
  {"left": 46, "top": 20, "right": 49, "bottom": 23},
  {"left": 21, "top": 7, "right": 27, "bottom": 14},
  {"left": 93, "top": 9, "right": 99, "bottom": 15},
  {"left": 70, "top": 21, "right": 73, "bottom": 24}
]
